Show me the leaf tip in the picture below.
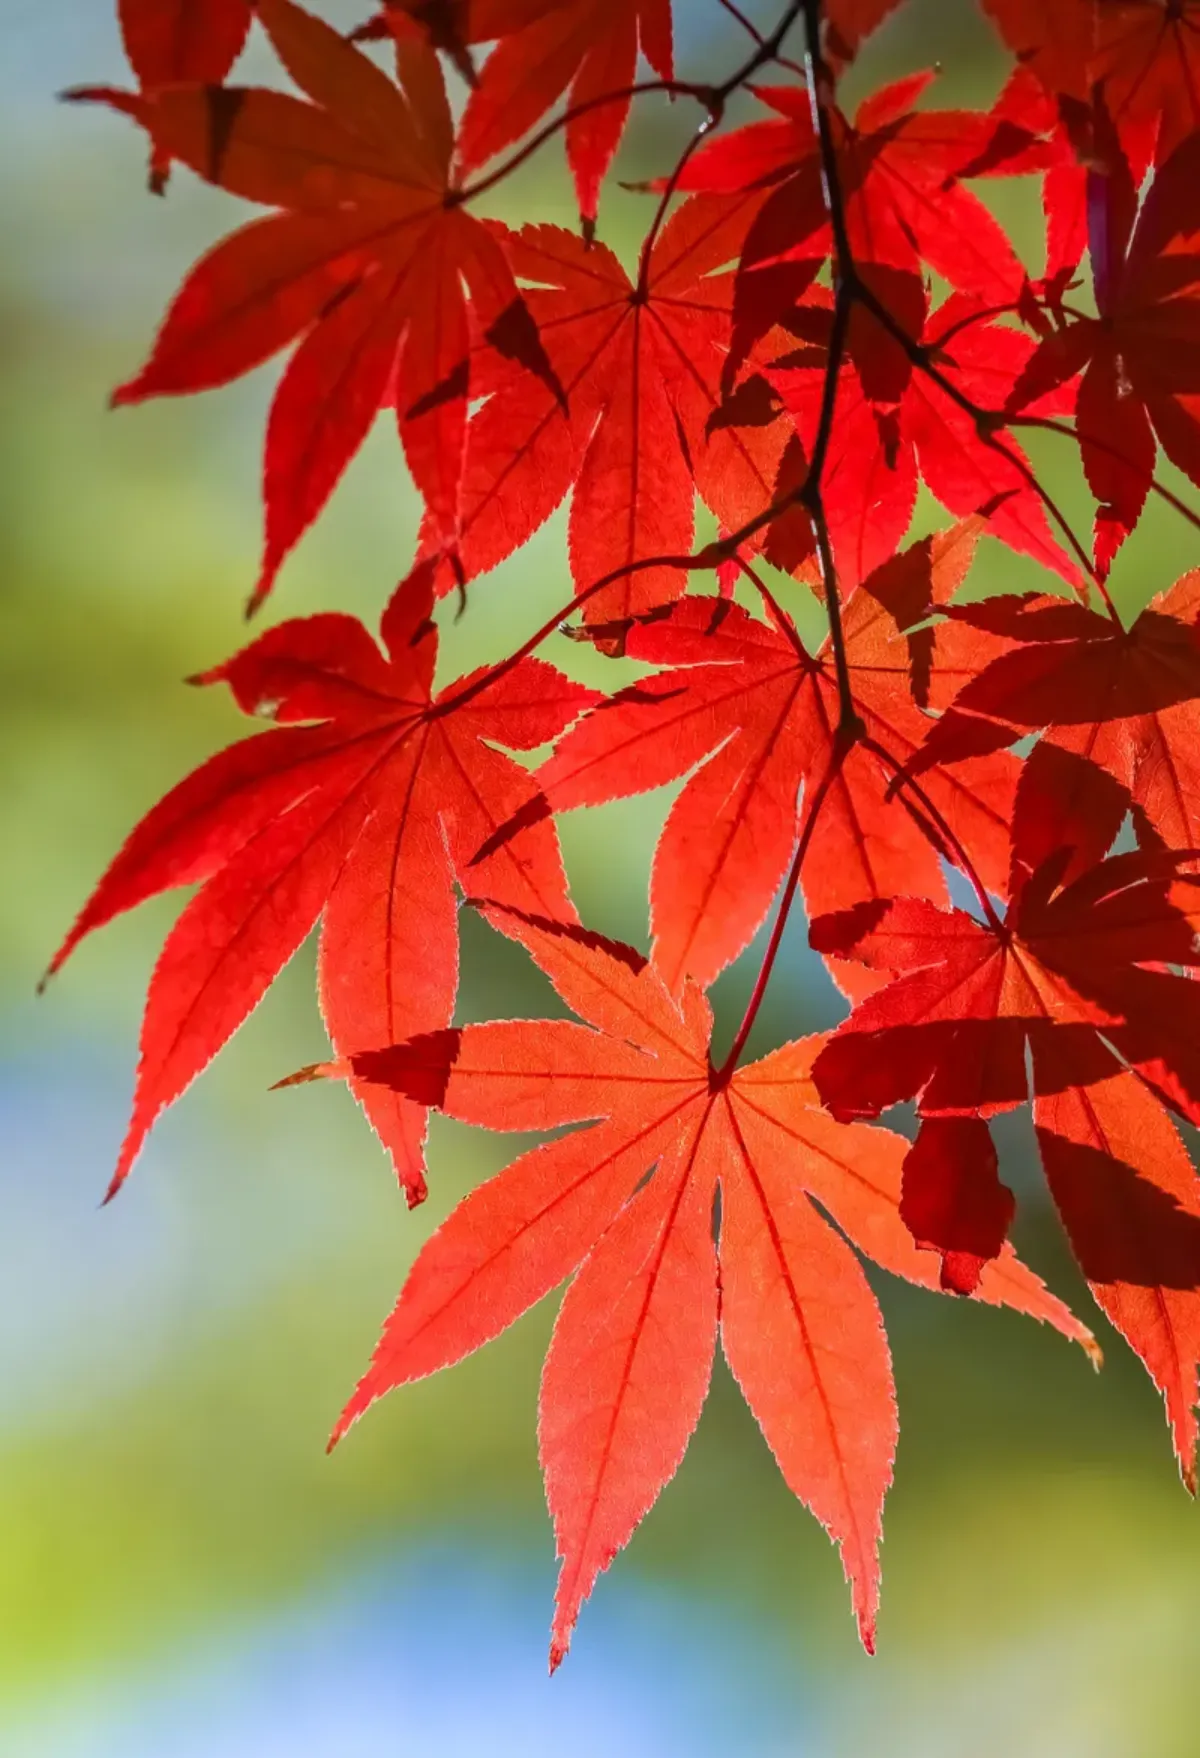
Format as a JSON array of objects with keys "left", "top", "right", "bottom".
[
  {"left": 101, "top": 1166, "right": 129, "bottom": 1208},
  {"left": 244, "top": 580, "right": 272, "bottom": 622},
  {"left": 271, "top": 1060, "right": 345, "bottom": 1091},
  {"left": 329, "top": 1380, "right": 373, "bottom": 1453},
  {"left": 402, "top": 1172, "right": 429, "bottom": 1211}
]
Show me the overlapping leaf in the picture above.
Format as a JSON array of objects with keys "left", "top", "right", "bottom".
[
  {"left": 770, "top": 289, "right": 1083, "bottom": 587},
  {"left": 47, "top": 565, "right": 593, "bottom": 1202},
  {"left": 309, "top": 906, "right": 1092, "bottom": 1661},
  {"left": 672, "top": 70, "right": 1031, "bottom": 371},
  {"left": 1010, "top": 123, "right": 1200, "bottom": 573},
  {"left": 369, "top": 0, "right": 675, "bottom": 226},
  {"left": 811, "top": 837, "right": 1200, "bottom": 1480},
  {"left": 422, "top": 199, "right": 785, "bottom": 626},
  {"left": 512, "top": 525, "right": 1017, "bottom": 998},
  {"left": 985, "top": 0, "right": 1200, "bottom": 170},
  {"left": 106, "top": 0, "right": 254, "bottom": 189},
  {"left": 88, "top": 0, "right": 561, "bottom": 608},
  {"left": 902, "top": 571, "right": 1200, "bottom": 860},
  {"left": 455, "top": 0, "right": 673, "bottom": 227}
]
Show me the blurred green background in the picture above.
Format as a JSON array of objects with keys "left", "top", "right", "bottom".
[{"left": 2, "top": 1, "right": 1199, "bottom": 1752}]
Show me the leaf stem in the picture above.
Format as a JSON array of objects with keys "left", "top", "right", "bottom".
[
  {"left": 734, "top": 554, "right": 811, "bottom": 659},
  {"left": 434, "top": 548, "right": 703, "bottom": 716}
]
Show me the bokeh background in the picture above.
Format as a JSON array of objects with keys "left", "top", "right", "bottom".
[{"left": 3, "top": 1, "right": 1199, "bottom": 1752}]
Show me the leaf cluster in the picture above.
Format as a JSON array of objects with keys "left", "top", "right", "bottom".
[{"left": 52, "top": 0, "right": 1200, "bottom": 1664}]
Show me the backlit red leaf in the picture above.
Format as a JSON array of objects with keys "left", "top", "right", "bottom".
[
  {"left": 97, "top": 0, "right": 558, "bottom": 607},
  {"left": 50, "top": 567, "right": 593, "bottom": 1201},
  {"left": 324, "top": 911, "right": 1092, "bottom": 1659}
]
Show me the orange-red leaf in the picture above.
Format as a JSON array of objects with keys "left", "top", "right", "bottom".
[
  {"left": 98, "top": 0, "right": 558, "bottom": 607},
  {"left": 424, "top": 199, "right": 780, "bottom": 627},
  {"left": 456, "top": 0, "right": 674, "bottom": 224},
  {"left": 328, "top": 911, "right": 1093, "bottom": 1661},
  {"left": 530, "top": 526, "right": 1017, "bottom": 997},
  {"left": 50, "top": 567, "right": 594, "bottom": 1202}
]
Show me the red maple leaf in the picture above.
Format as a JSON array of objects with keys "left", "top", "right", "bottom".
[
  {"left": 901, "top": 571, "right": 1200, "bottom": 866},
  {"left": 985, "top": 0, "right": 1200, "bottom": 170},
  {"left": 84, "top": 0, "right": 561, "bottom": 609},
  {"left": 110, "top": 0, "right": 253, "bottom": 189},
  {"left": 305, "top": 905, "right": 1092, "bottom": 1663},
  {"left": 771, "top": 288, "right": 1083, "bottom": 588},
  {"left": 421, "top": 200, "right": 785, "bottom": 626},
  {"left": 1094, "top": 0, "right": 1200, "bottom": 167},
  {"left": 810, "top": 841, "right": 1200, "bottom": 1479},
  {"left": 981, "top": 0, "right": 1095, "bottom": 103},
  {"left": 1010, "top": 125, "right": 1200, "bottom": 574},
  {"left": 502, "top": 523, "right": 1019, "bottom": 999},
  {"left": 356, "top": 0, "right": 559, "bottom": 71},
  {"left": 455, "top": 0, "right": 673, "bottom": 226},
  {"left": 119, "top": 0, "right": 253, "bottom": 88},
  {"left": 673, "top": 72, "right": 1031, "bottom": 326},
  {"left": 46, "top": 565, "right": 594, "bottom": 1203}
]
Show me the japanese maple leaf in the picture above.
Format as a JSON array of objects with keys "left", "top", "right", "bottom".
[
  {"left": 672, "top": 72, "right": 1030, "bottom": 334},
  {"left": 769, "top": 290, "right": 1082, "bottom": 588},
  {"left": 1034, "top": 1035, "right": 1200, "bottom": 1492},
  {"left": 902, "top": 571, "right": 1200, "bottom": 868},
  {"left": 306, "top": 905, "right": 1092, "bottom": 1663},
  {"left": 45, "top": 564, "right": 593, "bottom": 1203},
  {"left": 1093, "top": 0, "right": 1200, "bottom": 166},
  {"left": 811, "top": 844, "right": 1200, "bottom": 1481},
  {"left": 1009, "top": 127, "right": 1200, "bottom": 574},
  {"left": 86, "top": 0, "right": 559, "bottom": 610},
  {"left": 421, "top": 199, "right": 786, "bottom": 628},
  {"left": 982, "top": 0, "right": 1095, "bottom": 104},
  {"left": 493, "top": 524, "right": 1019, "bottom": 1000},
  {"left": 986, "top": 0, "right": 1200, "bottom": 170},
  {"left": 454, "top": 0, "right": 673, "bottom": 227},
  {"left": 979, "top": 72, "right": 1118, "bottom": 308},
  {"left": 119, "top": 0, "right": 252, "bottom": 84},
  {"left": 98, "top": 0, "right": 253, "bottom": 190},
  {"left": 811, "top": 842, "right": 1200, "bottom": 1130}
]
